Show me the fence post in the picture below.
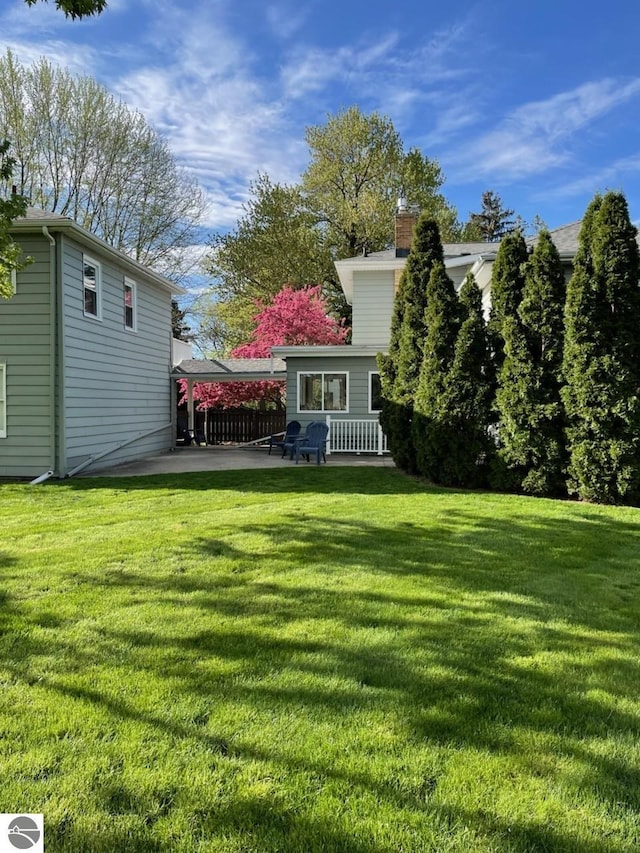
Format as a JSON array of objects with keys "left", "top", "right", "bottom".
[
  {"left": 326, "top": 414, "right": 332, "bottom": 456},
  {"left": 377, "top": 422, "right": 384, "bottom": 456}
]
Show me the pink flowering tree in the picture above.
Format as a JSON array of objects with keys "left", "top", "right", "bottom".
[{"left": 182, "top": 286, "right": 348, "bottom": 410}]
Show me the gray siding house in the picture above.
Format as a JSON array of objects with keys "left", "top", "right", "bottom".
[
  {"left": 272, "top": 213, "right": 583, "bottom": 455},
  {"left": 0, "top": 209, "right": 180, "bottom": 479}
]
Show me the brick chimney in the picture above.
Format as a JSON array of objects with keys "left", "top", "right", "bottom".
[{"left": 395, "top": 198, "right": 417, "bottom": 258}]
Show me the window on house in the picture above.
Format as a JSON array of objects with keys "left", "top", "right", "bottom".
[
  {"left": 0, "top": 363, "right": 6, "bottom": 438},
  {"left": 124, "top": 278, "right": 137, "bottom": 330},
  {"left": 298, "top": 372, "right": 348, "bottom": 412},
  {"left": 83, "top": 257, "right": 101, "bottom": 319},
  {"left": 369, "top": 371, "right": 383, "bottom": 412}
]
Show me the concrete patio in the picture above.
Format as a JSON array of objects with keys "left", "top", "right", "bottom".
[{"left": 85, "top": 444, "right": 395, "bottom": 477}]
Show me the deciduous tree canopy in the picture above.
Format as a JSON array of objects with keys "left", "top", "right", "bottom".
[
  {"left": 0, "top": 50, "right": 204, "bottom": 280},
  {"left": 0, "top": 139, "right": 30, "bottom": 299},
  {"left": 186, "top": 286, "right": 347, "bottom": 410},
  {"left": 24, "top": 0, "right": 107, "bottom": 19},
  {"left": 203, "top": 107, "right": 461, "bottom": 353}
]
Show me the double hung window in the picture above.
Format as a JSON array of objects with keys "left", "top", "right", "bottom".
[
  {"left": 124, "top": 278, "right": 137, "bottom": 330},
  {"left": 83, "top": 257, "right": 101, "bottom": 319},
  {"left": 298, "top": 372, "right": 348, "bottom": 412},
  {"left": 369, "top": 372, "right": 383, "bottom": 413}
]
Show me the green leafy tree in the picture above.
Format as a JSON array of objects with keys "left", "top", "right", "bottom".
[
  {"left": 412, "top": 261, "right": 461, "bottom": 482},
  {"left": 562, "top": 192, "right": 640, "bottom": 504},
  {"left": 204, "top": 175, "right": 340, "bottom": 348},
  {"left": 24, "top": 0, "right": 106, "bottom": 18},
  {"left": 0, "top": 51, "right": 204, "bottom": 279},
  {"left": 303, "top": 107, "right": 460, "bottom": 256},
  {"left": 0, "top": 139, "right": 30, "bottom": 299},
  {"left": 466, "top": 191, "right": 516, "bottom": 241},
  {"left": 204, "top": 107, "right": 461, "bottom": 353},
  {"left": 495, "top": 230, "right": 567, "bottom": 495},
  {"left": 399, "top": 148, "right": 462, "bottom": 241},
  {"left": 378, "top": 216, "right": 444, "bottom": 473},
  {"left": 303, "top": 106, "right": 403, "bottom": 259}
]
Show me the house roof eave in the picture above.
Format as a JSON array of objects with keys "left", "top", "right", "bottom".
[{"left": 11, "top": 213, "right": 185, "bottom": 295}]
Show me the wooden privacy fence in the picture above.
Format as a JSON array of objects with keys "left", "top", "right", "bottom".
[{"left": 205, "top": 408, "right": 286, "bottom": 445}]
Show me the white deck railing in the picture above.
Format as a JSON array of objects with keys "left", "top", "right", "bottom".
[{"left": 325, "top": 416, "right": 389, "bottom": 455}]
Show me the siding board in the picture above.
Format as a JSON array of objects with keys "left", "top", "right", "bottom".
[
  {"left": 60, "top": 236, "right": 173, "bottom": 471},
  {"left": 0, "top": 234, "right": 53, "bottom": 476}
]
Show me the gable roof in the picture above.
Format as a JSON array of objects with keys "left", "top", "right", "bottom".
[
  {"left": 334, "top": 221, "right": 604, "bottom": 301},
  {"left": 171, "top": 357, "right": 286, "bottom": 382},
  {"left": 10, "top": 207, "right": 184, "bottom": 295}
]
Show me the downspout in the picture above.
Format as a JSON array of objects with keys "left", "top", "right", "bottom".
[
  {"left": 30, "top": 225, "right": 57, "bottom": 485},
  {"left": 66, "top": 421, "right": 174, "bottom": 478},
  {"left": 187, "top": 379, "right": 194, "bottom": 435}
]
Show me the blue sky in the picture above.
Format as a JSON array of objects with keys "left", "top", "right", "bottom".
[{"left": 2, "top": 0, "right": 640, "bottom": 235}]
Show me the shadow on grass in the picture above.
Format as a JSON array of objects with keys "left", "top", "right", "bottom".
[
  {"left": 54, "top": 466, "right": 435, "bottom": 496},
  {"left": 4, "top": 496, "right": 640, "bottom": 851}
]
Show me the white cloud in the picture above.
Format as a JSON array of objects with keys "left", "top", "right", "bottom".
[
  {"left": 449, "top": 78, "right": 640, "bottom": 181},
  {"left": 540, "top": 153, "right": 640, "bottom": 200},
  {"left": 265, "top": 2, "right": 309, "bottom": 40}
]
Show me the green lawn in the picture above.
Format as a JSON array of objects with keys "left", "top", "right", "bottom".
[{"left": 1, "top": 467, "right": 640, "bottom": 852}]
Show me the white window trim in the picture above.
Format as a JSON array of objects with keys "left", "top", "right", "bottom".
[
  {"left": 10, "top": 269, "right": 17, "bottom": 295},
  {"left": 0, "top": 363, "right": 6, "bottom": 438},
  {"left": 368, "top": 371, "right": 382, "bottom": 414},
  {"left": 297, "top": 371, "right": 349, "bottom": 414},
  {"left": 83, "top": 255, "right": 102, "bottom": 320},
  {"left": 124, "top": 277, "right": 137, "bottom": 332}
]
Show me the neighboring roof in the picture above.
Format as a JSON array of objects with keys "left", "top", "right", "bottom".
[
  {"left": 528, "top": 221, "right": 582, "bottom": 256},
  {"left": 335, "top": 222, "right": 598, "bottom": 301},
  {"left": 171, "top": 357, "right": 286, "bottom": 382},
  {"left": 361, "top": 242, "right": 492, "bottom": 263},
  {"left": 335, "top": 241, "right": 499, "bottom": 301},
  {"left": 11, "top": 207, "right": 184, "bottom": 295},
  {"left": 271, "top": 345, "right": 385, "bottom": 358}
]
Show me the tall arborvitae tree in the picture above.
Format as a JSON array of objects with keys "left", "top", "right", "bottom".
[
  {"left": 562, "top": 192, "right": 640, "bottom": 504},
  {"left": 488, "top": 230, "right": 529, "bottom": 370},
  {"left": 378, "top": 215, "right": 444, "bottom": 473},
  {"left": 434, "top": 273, "right": 493, "bottom": 487},
  {"left": 412, "top": 261, "right": 461, "bottom": 482},
  {"left": 495, "top": 230, "right": 567, "bottom": 496}
]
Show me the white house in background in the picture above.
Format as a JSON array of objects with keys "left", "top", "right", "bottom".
[
  {"left": 271, "top": 212, "right": 583, "bottom": 455},
  {"left": 0, "top": 208, "right": 183, "bottom": 479}
]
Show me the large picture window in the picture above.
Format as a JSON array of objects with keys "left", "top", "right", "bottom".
[
  {"left": 298, "top": 372, "right": 348, "bottom": 412},
  {"left": 83, "top": 256, "right": 102, "bottom": 319},
  {"left": 0, "top": 363, "right": 6, "bottom": 438},
  {"left": 369, "top": 371, "right": 383, "bottom": 413}
]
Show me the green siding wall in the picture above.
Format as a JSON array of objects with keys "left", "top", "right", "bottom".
[
  {"left": 284, "top": 355, "right": 379, "bottom": 427},
  {"left": 60, "top": 237, "right": 173, "bottom": 473},
  {"left": 351, "top": 271, "right": 395, "bottom": 346},
  {"left": 0, "top": 235, "right": 53, "bottom": 478}
]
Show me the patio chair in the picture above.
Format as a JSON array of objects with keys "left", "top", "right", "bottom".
[
  {"left": 269, "top": 420, "right": 301, "bottom": 456},
  {"left": 295, "top": 421, "right": 329, "bottom": 465}
]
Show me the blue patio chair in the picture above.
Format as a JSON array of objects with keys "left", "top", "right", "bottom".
[
  {"left": 295, "top": 421, "right": 329, "bottom": 465},
  {"left": 282, "top": 420, "right": 321, "bottom": 460},
  {"left": 269, "top": 420, "right": 301, "bottom": 456}
]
